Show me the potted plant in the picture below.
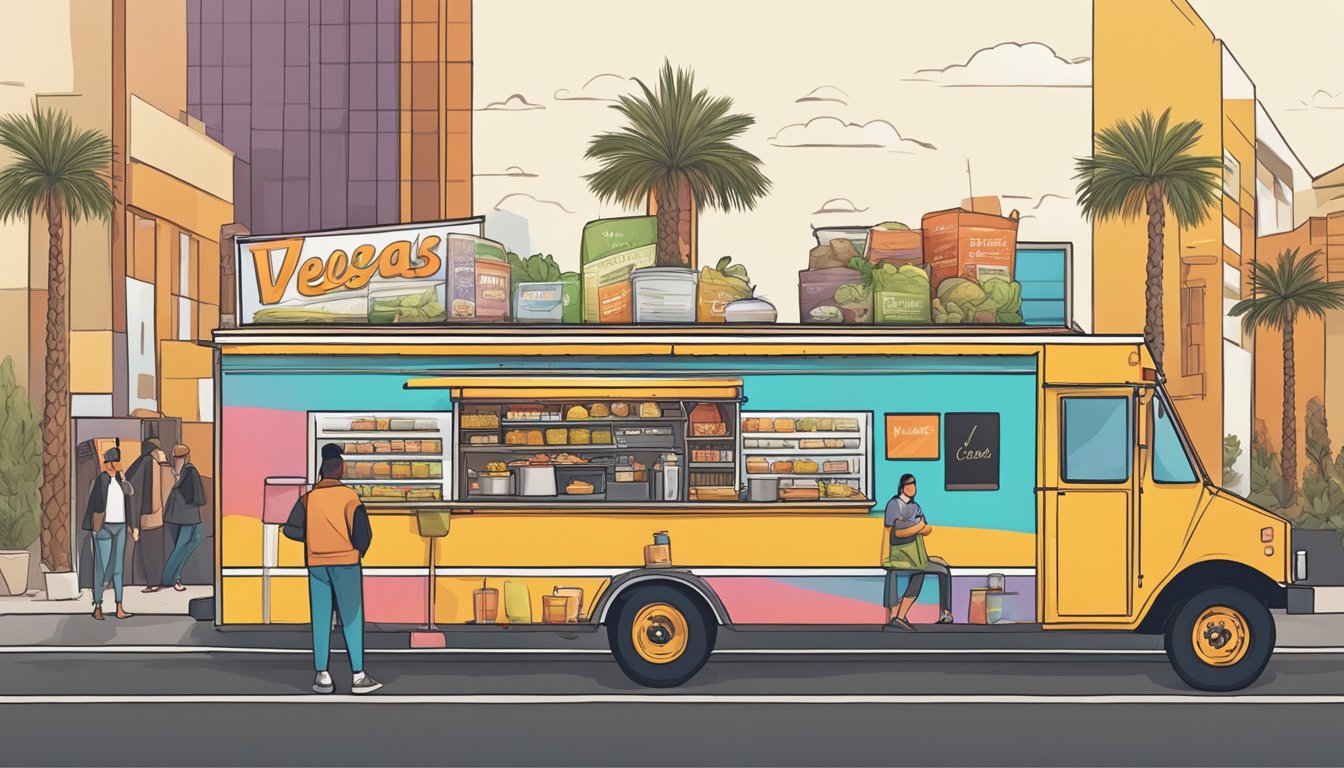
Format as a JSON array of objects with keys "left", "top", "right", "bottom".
[{"left": 0, "top": 357, "right": 42, "bottom": 596}]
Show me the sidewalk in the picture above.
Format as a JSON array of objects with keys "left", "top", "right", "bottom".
[{"left": 0, "top": 585, "right": 210, "bottom": 616}]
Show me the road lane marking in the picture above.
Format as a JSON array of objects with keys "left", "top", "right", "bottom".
[
  {"left": 2, "top": 694, "right": 1344, "bottom": 705},
  {"left": 0, "top": 645, "right": 1341, "bottom": 655}
]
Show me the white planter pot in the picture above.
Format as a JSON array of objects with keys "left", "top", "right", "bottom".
[
  {"left": 43, "top": 570, "right": 80, "bottom": 601},
  {"left": 0, "top": 550, "right": 31, "bottom": 596}
]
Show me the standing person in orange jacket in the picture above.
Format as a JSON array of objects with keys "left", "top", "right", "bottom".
[{"left": 283, "top": 443, "right": 380, "bottom": 695}]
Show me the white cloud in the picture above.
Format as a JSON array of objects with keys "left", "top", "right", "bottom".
[
  {"left": 478, "top": 94, "right": 546, "bottom": 111},
  {"left": 908, "top": 41, "right": 1090, "bottom": 88},
  {"left": 812, "top": 197, "right": 870, "bottom": 215},
  {"left": 475, "top": 165, "right": 539, "bottom": 178},
  {"left": 769, "top": 117, "right": 937, "bottom": 151},
  {"left": 554, "top": 73, "right": 637, "bottom": 102},
  {"left": 795, "top": 86, "right": 849, "bottom": 105},
  {"left": 1286, "top": 89, "right": 1344, "bottom": 111},
  {"left": 492, "top": 192, "right": 576, "bottom": 215}
]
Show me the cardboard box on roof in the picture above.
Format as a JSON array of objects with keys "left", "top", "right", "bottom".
[{"left": 921, "top": 207, "right": 1019, "bottom": 290}]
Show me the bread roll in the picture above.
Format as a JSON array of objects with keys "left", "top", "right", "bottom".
[{"left": 590, "top": 403, "right": 610, "bottom": 418}]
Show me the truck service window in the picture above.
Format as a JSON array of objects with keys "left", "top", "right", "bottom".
[
  {"left": 1061, "top": 397, "right": 1132, "bottom": 483},
  {"left": 1152, "top": 395, "right": 1198, "bottom": 484}
]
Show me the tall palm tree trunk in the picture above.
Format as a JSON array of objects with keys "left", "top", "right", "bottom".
[
  {"left": 1281, "top": 320, "right": 1298, "bottom": 504},
  {"left": 1144, "top": 183, "right": 1167, "bottom": 372},
  {"left": 39, "top": 193, "right": 71, "bottom": 572},
  {"left": 655, "top": 180, "right": 685, "bottom": 268}
]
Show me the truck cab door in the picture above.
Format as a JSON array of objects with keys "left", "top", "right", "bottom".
[{"left": 1042, "top": 387, "right": 1139, "bottom": 623}]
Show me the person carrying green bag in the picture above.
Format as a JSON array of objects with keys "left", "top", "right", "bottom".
[{"left": 883, "top": 473, "right": 953, "bottom": 631}]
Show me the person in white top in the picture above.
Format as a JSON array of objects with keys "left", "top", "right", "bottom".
[{"left": 82, "top": 440, "right": 139, "bottom": 620}]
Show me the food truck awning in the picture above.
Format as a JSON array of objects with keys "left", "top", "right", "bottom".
[{"left": 403, "top": 376, "right": 743, "bottom": 400}]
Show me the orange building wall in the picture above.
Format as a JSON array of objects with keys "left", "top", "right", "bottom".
[
  {"left": 1092, "top": 0, "right": 1226, "bottom": 468},
  {"left": 400, "top": 0, "right": 472, "bottom": 222}
]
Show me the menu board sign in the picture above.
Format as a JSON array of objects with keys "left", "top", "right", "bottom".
[
  {"left": 885, "top": 414, "right": 939, "bottom": 460},
  {"left": 944, "top": 412, "right": 1000, "bottom": 490},
  {"left": 236, "top": 217, "right": 484, "bottom": 325}
]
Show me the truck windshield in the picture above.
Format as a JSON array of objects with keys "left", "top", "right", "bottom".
[{"left": 1153, "top": 393, "right": 1199, "bottom": 484}]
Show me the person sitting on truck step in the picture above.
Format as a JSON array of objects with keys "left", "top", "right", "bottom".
[{"left": 883, "top": 473, "right": 954, "bottom": 631}]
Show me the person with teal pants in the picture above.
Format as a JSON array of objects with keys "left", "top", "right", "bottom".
[{"left": 283, "top": 443, "right": 379, "bottom": 695}]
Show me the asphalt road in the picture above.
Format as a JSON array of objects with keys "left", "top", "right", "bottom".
[{"left": 3, "top": 650, "right": 1344, "bottom": 766}]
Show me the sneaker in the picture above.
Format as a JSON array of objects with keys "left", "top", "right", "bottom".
[
  {"left": 351, "top": 672, "right": 383, "bottom": 695},
  {"left": 312, "top": 671, "right": 334, "bottom": 694},
  {"left": 889, "top": 616, "right": 919, "bottom": 632}
]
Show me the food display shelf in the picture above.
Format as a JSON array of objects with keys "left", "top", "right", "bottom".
[
  {"left": 746, "top": 472, "right": 862, "bottom": 479},
  {"left": 740, "top": 448, "right": 860, "bottom": 456},
  {"left": 685, "top": 435, "right": 735, "bottom": 442},
  {"left": 500, "top": 418, "right": 686, "bottom": 427},
  {"left": 459, "top": 445, "right": 633, "bottom": 453},
  {"left": 689, "top": 462, "right": 736, "bottom": 468},
  {"left": 316, "top": 430, "right": 445, "bottom": 439},
  {"left": 741, "top": 431, "right": 863, "bottom": 439}
]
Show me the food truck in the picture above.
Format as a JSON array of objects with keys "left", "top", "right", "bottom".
[{"left": 212, "top": 219, "right": 1300, "bottom": 692}]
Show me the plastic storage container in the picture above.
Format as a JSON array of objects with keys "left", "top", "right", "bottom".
[
  {"left": 723, "top": 297, "right": 778, "bottom": 323},
  {"left": 513, "top": 282, "right": 564, "bottom": 322},
  {"left": 631, "top": 267, "right": 698, "bottom": 323},
  {"left": 813, "top": 226, "right": 870, "bottom": 259}
]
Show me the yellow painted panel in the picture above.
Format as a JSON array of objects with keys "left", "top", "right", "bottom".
[
  {"left": 278, "top": 531, "right": 306, "bottom": 568},
  {"left": 1055, "top": 491, "right": 1130, "bottom": 617},
  {"left": 222, "top": 515, "right": 262, "bottom": 566},
  {"left": 1044, "top": 343, "right": 1146, "bottom": 384},
  {"left": 160, "top": 377, "right": 199, "bottom": 420},
  {"left": 338, "top": 513, "right": 1040, "bottom": 569},
  {"left": 70, "top": 330, "right": 113, "bottom": 392},
  {"left": 221, "top": 576, "right": 262, "bottom": 624},
  {"left": 160, "top": 339, "right": 213, "bottom": 378},
  {"left": 269, "top": 576, "right": 312, "bottom": 624}
]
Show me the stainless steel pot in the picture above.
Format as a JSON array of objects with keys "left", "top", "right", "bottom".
[{"left": 748, "top": 477, "right": 779, "bottom": 502}]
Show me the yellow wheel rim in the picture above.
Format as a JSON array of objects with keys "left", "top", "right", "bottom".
[
  {"left": 631, "top": 603, "right": 689, "bottom": 664},
  {"left": 1191, "top": 605, "right": 1250, "bottom": 667}
]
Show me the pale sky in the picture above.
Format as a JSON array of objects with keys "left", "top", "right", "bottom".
[{"left": 471, "top": 1, "right": 1342, "bottom": 323}]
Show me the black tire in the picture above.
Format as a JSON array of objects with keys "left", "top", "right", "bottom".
[
  {"left": 1164, "top": 586, "right": 1274, "bottom": 692},
  {"left": 607, "top": 584, "right": 717, "bottom": 688}
]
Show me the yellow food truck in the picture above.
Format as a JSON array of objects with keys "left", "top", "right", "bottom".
[{"left": 212, "top": 325, "right": 1300, "bottom": 691}]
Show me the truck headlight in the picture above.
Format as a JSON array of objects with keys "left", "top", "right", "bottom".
[{"left": 1295, "top": 550, "right": 1308, "bottom": 581}]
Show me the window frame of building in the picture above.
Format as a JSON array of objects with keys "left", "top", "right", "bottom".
[
  {"left": 1181, "top": 283, "right": 1207, "bottom": 377},
  {"left": 1223, "top": 151, "right": 1241, "bottom": 200}
]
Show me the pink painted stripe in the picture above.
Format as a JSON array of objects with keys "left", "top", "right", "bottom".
[
  {"left": 707, "top": 577, "right": 886, "bottom": 625},
  {"left": 221, "top": 406, "right": 308, "bottom": 520}
]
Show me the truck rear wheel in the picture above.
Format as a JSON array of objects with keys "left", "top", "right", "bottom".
[
  {"left": 607, "top": 584, "right": 716, "bottom": 688},
  {"left": 1164, "top": 586, "right": 1274, "bottom": 692}
]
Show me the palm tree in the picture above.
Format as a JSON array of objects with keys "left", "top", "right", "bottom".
[
  {"left": 1074, "top": 109, "right": 1222, "bottom": 371},
  {"left": 584, "top": 61, "right": 771, "bottom": 269},
  {"left": 0, "top": 107, "right": 113, "bottom": 572},
  {"left": 1231, "top": 248, "right": 1344, "bottom": 504}
]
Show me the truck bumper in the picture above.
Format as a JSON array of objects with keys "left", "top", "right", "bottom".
[{"left": 1287, "top": 585, "right": 1315, "bottom": 615}]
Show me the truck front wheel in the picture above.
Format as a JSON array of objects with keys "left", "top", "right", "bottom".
[
  {"left": 607, "top": 584, "right": 716, "bottom": 688},
  {"left": 1164, "top": 586, "right": 1274, "bottom": 692}
]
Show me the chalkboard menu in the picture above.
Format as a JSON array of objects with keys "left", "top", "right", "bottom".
[{"left": 944, "top": 412, "right": 1000, "bottom": 491}]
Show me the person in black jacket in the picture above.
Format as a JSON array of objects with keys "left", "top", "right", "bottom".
[
  {"left": 124, "top": 439, "right": 165, "bottom": 587},
  {"left": 157, "top": 443, "right": 206, "bottom": 592},
  {"left": 83, "top": 440, "right": 138, "bottom": 620}
]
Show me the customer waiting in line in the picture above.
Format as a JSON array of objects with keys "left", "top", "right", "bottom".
[
  {"left": 883, "top": 473, "right": 954, "bottom": 631},
  {"left": 83, "top": 439, "right": 138, "bottom": 620},
  {"left": 148, "top": 443, "right": 206, "bottom": 593},
  {"left": 124, "top": 439, "right": 167, "bottom": 588},
  {"left": 283, "top": 443, "right": 381, "bottom": 695}
]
